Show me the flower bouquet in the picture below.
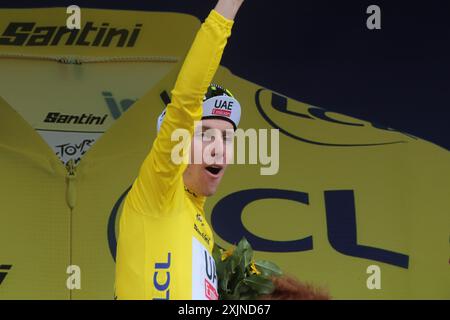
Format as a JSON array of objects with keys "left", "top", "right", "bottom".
[{"left": 212, "top": 237, "right": 283, "bottom": 300}]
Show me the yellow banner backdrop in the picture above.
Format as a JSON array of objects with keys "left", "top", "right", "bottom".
[{"left": 0, "top": 8, "right": 448, "bottom": 299}]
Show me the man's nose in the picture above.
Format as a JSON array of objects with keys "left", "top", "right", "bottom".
[{"left": 210, "top": 135, "right": 226, "bottom": 162}]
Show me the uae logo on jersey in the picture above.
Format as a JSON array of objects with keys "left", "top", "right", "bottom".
[{"left": 205, "top": 278, "right": 218, "bottom": 300}]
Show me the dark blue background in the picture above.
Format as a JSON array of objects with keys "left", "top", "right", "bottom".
[{"left": 1, "top": 0, "right": 449, "bottom": 149}]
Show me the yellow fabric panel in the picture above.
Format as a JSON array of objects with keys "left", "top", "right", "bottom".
[{"left": 0, "top": 96, "right": 70, "bottom": 299}]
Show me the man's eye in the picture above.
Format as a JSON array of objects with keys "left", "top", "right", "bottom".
[{"left": 201, "top": 132, "right": 214, "bottom": 140}]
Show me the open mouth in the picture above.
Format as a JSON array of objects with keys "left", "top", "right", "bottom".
[{"left": 205, "top": 166, "right": 222, "bottom": 176}]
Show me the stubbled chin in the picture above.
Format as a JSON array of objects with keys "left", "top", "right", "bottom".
[
  {"left": 204, "top": 184, "right": 216, "bottom": 196},
  {"left": 202, "top": 182, "right": 220, "bottom": 197},
  {"left": 200, "top": 170, "right": 224, "bottom": 196},
  {"left": 203, "top": 190, "right": 215, "bottom": 197}
]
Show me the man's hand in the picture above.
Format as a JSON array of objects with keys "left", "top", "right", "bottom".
[{"left": 214, "top": 0, "right": 245, "bottom": 20}]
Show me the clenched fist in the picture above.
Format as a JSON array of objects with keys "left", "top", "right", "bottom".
[{"left": 214, "top": 0, "right": 245, "bottom": 20}]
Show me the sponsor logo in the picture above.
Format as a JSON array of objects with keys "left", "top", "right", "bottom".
[
  {"left": 102, "top": 91, "right": 137, "bottom": 120},
  {"left": 212, "top": 108, "right": 231, "bottom": 117},
  {"left": 211, "top": 188, "right": 409, "bottom": 269},
  {"left": 153, "top": 252, "right": 171, "bottom": 300},
  {"left": 214, "top": 98, "right": 233, "bottom": 111},
  {"left": 194, "top": 223, "right": 211, "bottom": 245},
  {"left": 205, "top": 279, "right": 218, "bottom": 300},
  {"left": 255, "top": 88, "right": 418, "bottom": 146},
  {"left": 204, "top": 251, "right": 218, "bottom": 300},
  {"left": 196, "top": 213, "right": 205, "bottom": 226},
  {"left": 102, "top": 90, "right": 169, "bottom": 121},
  {"left": 184, "top": 185, "right": 199, "bottom": 198},
  {"left": 211, "top": 98, "right": 233, "bottom": 117},
  {"left": 0, "top": 265, "right": 12, "bottom": 285},
  {"left": 192, "top": 237, "right": 218, "bottom": 300},
  {"left": 44, "top": 112, "right": 108, "bottom": 125},
  {"left": 0, "top": 22, "right": 141, "bottom": 47},
  {"left": 56, "top": 139, "right": 95, "bottom": 165},
  {"left": 36, "top": 130, "right": 101, "bottom": 165}
]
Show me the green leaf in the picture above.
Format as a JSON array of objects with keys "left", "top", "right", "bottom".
[
  {"left": 239, "top": 292, "right": 258, "bottom": 300},
  {"left": 239, "top": 283, "right": 250, "bottom": 294},
  {"left": 221, "top": 292, "right": 238, "bottom": 300},
  {"left": 234, "top": 237, "right": 253, "bottom": 269},
  {"left": 232, "top": 280, "right": 244, "bottom": 297},
  {"left": 235, "top": 261, "right": 246, "bottom": 281},
  {"left": 236, "top": 237, "right": 251, "bottom": 253},
  {"left": 233, "top": 240, "right": 244, "bottom": 257},
  {"left": 216, "top": 262, "right": 225, "bottom": 280},
  {"left": 243, "top": 275, "right": 275, "bottom": 295},
  {"left": 212, "top": 244, "right": 222, "bottom": 263},
  {"left": 254, "top": 260, "right": 283, "bottom": 277},
  {"left": 212, "top": 246, "right": 226, "bottom": 284},
  {"left": 228, "top": 252, "right": 242, "bottom": 274},
  {"left": 243, "top": 249, "right": 253, "bottom": 269},
  {"left": 219, "top": 264, "right": 230, "bottom": 292}
]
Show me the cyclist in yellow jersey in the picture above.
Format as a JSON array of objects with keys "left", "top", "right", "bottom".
[{"left": 115, "top": 0, "right": 245, "bottom": 300}]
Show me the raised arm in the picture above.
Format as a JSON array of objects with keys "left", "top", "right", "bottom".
[
  {"left": 127, "top": 0, "right": 244, "bottom": 214},
  {"left": 214, "top": 0, "right": 245, "bottom": 20}
]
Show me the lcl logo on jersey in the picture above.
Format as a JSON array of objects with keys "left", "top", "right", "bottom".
[
  {"left": 255, "top": 88, "right": 418, "bottom": 147},
  {"left": 153, "top": 253, "right": 171, "bottom": 300}
]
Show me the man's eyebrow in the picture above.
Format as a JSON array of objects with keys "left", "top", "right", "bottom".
[{"left": 201, "top": 125, "right": 232, "bottom": 135}]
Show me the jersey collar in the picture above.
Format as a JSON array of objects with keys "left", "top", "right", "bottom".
[{"left": 184, "top": 185, "right": 207, "bottom": 212}]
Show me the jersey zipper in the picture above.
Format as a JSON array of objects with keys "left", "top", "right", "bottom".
[
  {"left": 65, "top": 159, "right": 77, "bottom": 300},
  {"left": 65, "top": 159, "right": 77, "bottom": 210}
]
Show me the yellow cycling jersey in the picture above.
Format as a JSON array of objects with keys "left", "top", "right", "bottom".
[{"left": 115, "top": 9, "right": 234, "bottom": 300}]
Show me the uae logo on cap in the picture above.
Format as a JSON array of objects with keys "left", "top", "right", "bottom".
[{"left": 212, "top": 99, "right": 233, "bottom": 117}]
